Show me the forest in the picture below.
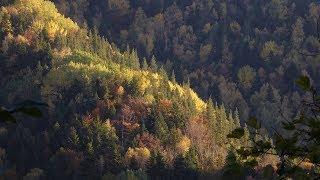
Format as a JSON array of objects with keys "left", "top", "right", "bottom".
[
  {"left": 0, "top": 0, "right": 319, "bottom": 179},
  {"left": 52, "top": 0, "right": 320, "bottom": 127}
]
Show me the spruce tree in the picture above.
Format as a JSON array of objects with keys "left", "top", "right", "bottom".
[
  {"left": 171, "top": 70, "right": 176, "bottom": 83},
  {"left": 142, "top": 57, "right": 148, "bottom": 70},
  {"left": 154, "top": 113, "right": 169, "bottom": 142},
  {"left": 68, "top": 127, "right": 79, "bottom": 149},
  {"left": 130, "top": 49, "right": 140, "bottom": 70},
  {"left": 150, "top": 55, "right": 158, "bottom": 72},
  {"left": 159, "top": 66, "right": 168, "bottom": 80},
  {"left": 0, "top": 11, "right": 12, "bottom": 40},
  {"left": 147, "top": 152, "right": 167, "bottom": 178}
]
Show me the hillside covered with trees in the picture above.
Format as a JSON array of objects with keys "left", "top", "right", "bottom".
[
  {"left": 0, "top": 0, "right": 252, "bottom": 179},
  {"left": 51, "top": 0, "right": 320, "bottom": 132},
  {"left": 1, "top": 0, "right": 320, "bottom": 179}
]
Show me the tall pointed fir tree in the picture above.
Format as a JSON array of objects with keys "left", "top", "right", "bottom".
[
  {"left": 154, "top": 112, "right": 169, "bottom": 143},
  {"left": 142, "top": 57, "right": 148, "bottom": 70},
  {"left": 150, "top": 55, "right": 158, "bottom": 72}
]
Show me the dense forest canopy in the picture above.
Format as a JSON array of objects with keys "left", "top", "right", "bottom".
[
  {"left": 0, "top": 0, "right": 320, "bottom": 179},
  {"left": 52, "top": 0, "right": 320, "bottom": 129},
  {"left": 0, "top": 0, "right": 250, "bottom": 179}
]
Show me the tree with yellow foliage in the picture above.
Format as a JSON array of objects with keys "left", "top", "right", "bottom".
[
  {"left": 0, "top": 8, "right": 13, "bottom": 40},
  {"left": 124, "top": 147, "right": 151, "bottom": 169},
  {"left": 175, "top": 135, "right": 191, "bottom": 156}
]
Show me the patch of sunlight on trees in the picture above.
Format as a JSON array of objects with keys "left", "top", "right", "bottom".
[
  {"left": 16, "top": 0, "right": 78, "bottom": 38},
  {"left": 187, "top": 89, "right": 206, "bottom": 112},
  {"left": 125, "top": 147, "right": 151, "bottom": 168},
  {"left": 100, "top": 120, "right": 118, "bottom": 140},
  {"left": 47, "top": 43, "right": 208, "bottom": 114},
  {"left": 175, "top": 135, "right": 191, "bottom": 156},
  {"left": 137, "top": 76, "right": 151, "bottom": 95},
  {"left": 260, "top": 40, "right": 283, "bottom": 60}
]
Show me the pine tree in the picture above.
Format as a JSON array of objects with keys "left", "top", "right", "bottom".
[
  {"left": 206, "top": 98, "right": 215, "bottom": 118},
  {"left": 206, "top": 98, "right": 216, "bottom": 131},
  {"left": 184, "top": 77, "right": 191, "bottom": 88},
  {"left": 142, "top": 57, "right": 148, "bottom": 70},
  {"left": 184, "top": 147, "right": 198, "bottom": 170},
  {"left": 215, "top": 104, "right": 228, "bottom": 145},
  {"left": 234, "top": 108, "right": 241, "bottom": 127},
  {"left": 68, "top": 127, "right": 79, "bottom": 149},
  {"left": 150, "top": 55, "right": 158, "bottom": 72},
  {"left": 171, "top": 70, "right": 176, "bottom": 83},
  {"left": 0, "top": 10, "right": 13, "bottom": 40},
  {"left": 291, "top": 17, "right": 304, "bottom": 48},
  {"left": 154, "top": 113, "right": 169, "bottom": 142},
  {"left": 159, "top": 66, "right": 168, "bottom": 80},
  {"left": 86, "top": 142, "right": 94, "bottom": 155},
  {"left": 173, "top": 154, "right": 198, "bottom": 179},
  {"left": 130, "top": 49, "right": 140, "bottom": 70},
  {"left": 241, "top": 124, "right": 251, "bottom": 147},
  {"left": 147, "top": 152, "right": 167, "bottom": 179},
  {"left": 185, "top": 92, "right": 196, "bottom": 118}
]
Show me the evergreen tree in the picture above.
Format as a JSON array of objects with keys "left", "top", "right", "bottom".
[
  {"left": 129, "top": 49, "right": 140, "bottom": 70},
  {"left": 159, "top": 66, "right": 168, "bottom": 81},
  {"left": 154, "top": 113, "right": 169, "bottom": 142},
  {"left": 291, "top": 17, "right": 304, "bottom": 48},
  {"left": 206, "top": 98, "right": 215, "bottom": 120},
  {"left": 0, "top": 10, "right": 12, "bottom": 40},
  {"left": 206, "top": 98, "right": 218, "bottom": 140},
  {"left": 142, "top": 57, "right": 148, "bottom": 70},
  {"left": 147, "top": 152, "right": 168, "bottom": 179},
  {"left": 171, "top": 70, "right": 176, "bottom": 83},
  {"left": 184, "top": 147, "right": 198, "bottom": 170},
  {"left": 173, "top": 155, "right": 198, "bottom": 179},
  {"left": 68, "top": 126, "right": 79, "bottom": 149},
  {"left": 150, "top": 55, "right": 158, "bottom": 72}
]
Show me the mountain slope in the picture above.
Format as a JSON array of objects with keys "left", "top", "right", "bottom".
[
  {"left": 51, "top": 0, "right": 320, "bottom": 133},
  {"left": 0, "top": 0, "right": 251, "bottom": 179}
]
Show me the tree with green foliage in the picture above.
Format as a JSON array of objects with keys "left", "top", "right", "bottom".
[
  {"left": 154, "top": 113, "right": 169, "bottom": 143},
  {"left": 147, "top": 152, "right": 168, "bottom": 179},
  {"left": 141, "top": 57, "right": 148, "bottom": 70},
  {"left": 150, "top": 55, "right": 158, "bottom": 72},
  {"left": 0, "top": 9, "right": 12, "bottom": 40},
  {"left": 68, "top": 126, "right": 79, "bottom": 149},
  {"left": 173, "top": 154, "right": 199, "bottom": 179}
]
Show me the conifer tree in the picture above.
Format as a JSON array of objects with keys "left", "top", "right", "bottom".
[
  {"left": 173, "top": 154, "right": 198, "bottom": 179},
  {"left": 154, "top": 113, "right": 169, "bottom": 142},
  {"left": 147, "top": 152, "right": 167, "bottom": 178},
  {"left": 142, "top": 57, "right": 148, "bottom": 70},
  {"left": 150, "top": 55, "right": 158, "bottom": 72},
  {"left": 68, "top": 126, "right": 79, "bottom": 149},
  {"left": 171, "top": 70, "right": 176, "bottom": 83},
  {"left": 129, "top": 49, "right": 140, "bottom": 70},
  {"left": 86, "top": 142, "right": 94, "bottom": 155},
  {"left": 184, "top": 147, "right": 198, "bottom": 170},
  {"left": 0, "top": 10, "right": 12, "bottom": 40},
  {"left": 159, "top": 66, "right": 168, "bottom": 80},
  {"left": 234, "top": 108, "right": 241, "bottom": 127},
  {"left": 206, "top": 98, "right": 215, "bottom": 119}
]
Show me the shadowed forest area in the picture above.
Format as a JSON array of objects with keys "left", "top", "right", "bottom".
[{"left": 0, "top": 0, "right": 320, "bottom": 179}]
